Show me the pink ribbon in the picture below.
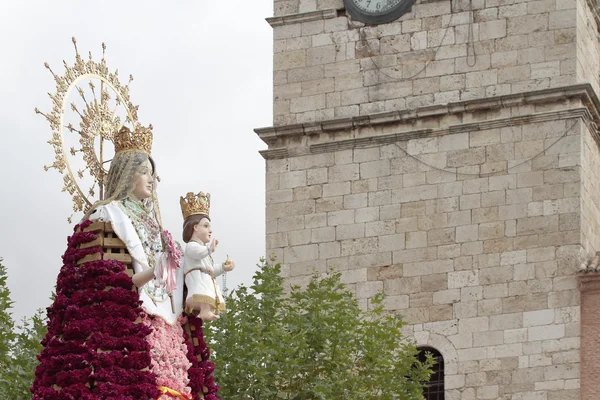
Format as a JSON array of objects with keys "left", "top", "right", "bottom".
[{"left": 156, "top": 230, "right": 182, "bottom": 294}]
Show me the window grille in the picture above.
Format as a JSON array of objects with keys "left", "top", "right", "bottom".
[{"left": 418, "top": 346, "right": 444, "bottom": 400}]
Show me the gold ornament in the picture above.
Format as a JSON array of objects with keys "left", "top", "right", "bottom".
[
  {"left": 114, "top": 125, "right": 153, "bottom": 155},
  {"left": 36, "top": 37, "right": 148, "bottom": 222},
  {"left": 180, "top": 192, "right": 211, "bottom": 219}
]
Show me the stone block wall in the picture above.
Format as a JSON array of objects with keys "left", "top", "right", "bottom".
[
  {"left": 581, "top": 120, "right": 600, "bottom": 255},
  {"left": 259, "top": 0, "right": 600, "bottom": 398},
  {"left": 576, "top": 0, "right": 600, "bottom": 95},
  {"left": 274, "top": 0, "right": 344, "bottom": 16},
  {"left": 260, "top": 91, "right": 596, "bottom": 398},
  {"left": 269, "top": 0, "right": 592, "bottom": 126}
]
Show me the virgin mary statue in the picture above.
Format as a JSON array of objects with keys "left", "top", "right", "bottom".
[{"left": 31, "top": 124, "right": 220, "bottom": 399}]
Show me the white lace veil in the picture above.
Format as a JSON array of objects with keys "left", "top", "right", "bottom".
[{"left": 84, "top": 149, "right": 163, "bottom": 227}]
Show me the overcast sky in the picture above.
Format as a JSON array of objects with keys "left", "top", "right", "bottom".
[{"left": 0, "top": 1, "right": 273, "bottom": 323}]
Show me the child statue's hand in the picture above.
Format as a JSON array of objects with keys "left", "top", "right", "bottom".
[
  {"left": 210, "top": 239, "right": 219, "bottom": 253},
  {"left": 223, "top": 257, "right": 235, "bottom": 272}
]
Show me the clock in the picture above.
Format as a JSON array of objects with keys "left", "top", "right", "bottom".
[{"left": 344, "top": 0, "right": 416, "bottom": 25}]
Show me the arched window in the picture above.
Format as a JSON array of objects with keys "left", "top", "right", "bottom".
[{"left": 418, "top": 346, "right": 445, "bottom": 400}]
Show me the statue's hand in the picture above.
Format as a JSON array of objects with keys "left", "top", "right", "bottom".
[
  {"left": 224, "top": 260, "right": 235, "bottom": 272},
  {"left": 210, "top": 239, "right": 219, "bottom": 253}
]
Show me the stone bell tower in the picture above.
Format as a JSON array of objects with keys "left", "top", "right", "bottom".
[{"left": 256, "top": 0, "right": 600, "bottom": 398}]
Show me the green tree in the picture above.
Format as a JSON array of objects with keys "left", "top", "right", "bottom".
[
  {"left": 205, "top": 260, "right": 433, "bottom": 400},
  {"left": 0, "top": 260, "right": 16, "bottom": 397},
  {"left": 3, "top": 311, "right": 46, "bottom": 399},
  {"left": 0, "top": 260, "right": 47, "bottom": 400}
]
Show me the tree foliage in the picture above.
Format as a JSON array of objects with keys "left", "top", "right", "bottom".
[
  {"left": 0, "top": 260, "right": 16, "bottom": 393},
  {"left": 205, "top": 260, "right": 434, "bottom": 400},
  {"left": 0, "top": 260, "right": 47, "bottom": 400}
]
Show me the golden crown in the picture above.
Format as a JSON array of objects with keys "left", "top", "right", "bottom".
[
  {"left": 180, "top": 191, "right": 211, "bottom": 219},
  {"left": 114, "top": 125, "right": 153, "bottom": 154}
]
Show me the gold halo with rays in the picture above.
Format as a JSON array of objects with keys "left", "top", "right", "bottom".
[{"left": 36, "top": 37, "right": 142, "bottom": 222}]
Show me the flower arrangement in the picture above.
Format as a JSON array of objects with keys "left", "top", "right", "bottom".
[
  {"left": 182, "top": 316, "right": 220, "bottom": 400},
  {"left": 145, "top": 315, "right": 192, "bottom": 398},
  {"left": 32, "top": 220, "right": 220, "bottom": 399},
  {"left": 32, "top": 220, "right": 160, "bottom": 399}
]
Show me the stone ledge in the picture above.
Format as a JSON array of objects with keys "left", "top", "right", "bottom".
[
  {"left": 256, "top": 84, "right": 600, "bottom": 159},
  {"left": 267, "top": 9, "right": 338, "bottom": 27},
  {"left": 259, "top": 107, "right": 590, "bottom": 159},
  {"left": 256, "top": 84, "right": 600, "bottom": 142},
  {"left": 449, "top": 108, "right": 593, "bottom": 134},
  {"left": 309, "top": 128, "right": 436, "bottom": 154}
]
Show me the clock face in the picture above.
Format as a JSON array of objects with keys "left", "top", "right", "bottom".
[
  {"left": 352, "top": 0, "right": 404, "bottom": 14},
  {"left": 344, "top": 0, "right": 415, "bottom": 24}
]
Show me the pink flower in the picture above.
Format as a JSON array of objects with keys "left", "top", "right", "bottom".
[{"left": 143, "top": 315, "right": 192, "bottom": 395}]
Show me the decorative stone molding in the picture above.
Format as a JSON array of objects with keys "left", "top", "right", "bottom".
[
  {"left": 259, "top": 111, "right": 591, "bottom": 159},
  {"left": 256, "top": 84, "right": 600, "bottom": 160},
  {"left": 266, "top": 9, "right": 338, "bottom": 27},
  {"left": 413, "top": 332, "right": 458, "bottom": 389},
  {"left": 413, "top": 332, "right": 458, "bottom": 364}
]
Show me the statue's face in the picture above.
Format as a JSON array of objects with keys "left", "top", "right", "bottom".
[
  {"left": 132, "top": 159, "right": 153, "bottom": 200},
  {"left": 193, "top": 217, "right": 212, "bottom": 244}
]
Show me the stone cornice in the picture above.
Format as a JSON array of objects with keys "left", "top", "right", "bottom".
[
  {"left": 266, "top": 9, "right": 338, "bottom": 27},
  {"left": 259, "top": 108, "right": 591, "bottom": 159},
  {"left": 256, "top": 84, "right": 600, "bottom": 160},
  {"left": 450, "top": 108, "right": 589, "bottom": 131}
]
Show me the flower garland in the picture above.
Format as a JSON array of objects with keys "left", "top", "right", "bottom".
[
  {"left": 32, "top": 220, "right": 221, "bottom": 399},
  {"left": 184, "top": 317, "right": 220, "bottom": 400},
  {"left": 144, "top": 315, "right": 192, "bottom": 399},
  {"left": 32, "top": 220, "right": 159, "bottom": 399}
]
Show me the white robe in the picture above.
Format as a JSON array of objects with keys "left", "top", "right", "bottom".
[
  {"left": 89, "top": 202, "right": 184, "bottom": 325},
  {"left": 183, "top": 241, "right": 226, "bottom": 313}
]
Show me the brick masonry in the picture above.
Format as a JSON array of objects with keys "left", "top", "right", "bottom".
[
  {"left": 578, "top": 274, "right": 600, "bottom": 400},
  {"left": 257, "top": 0, "right": 600, "bottom": 398}
]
